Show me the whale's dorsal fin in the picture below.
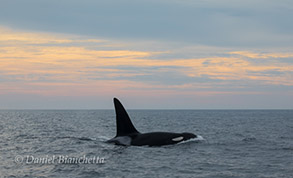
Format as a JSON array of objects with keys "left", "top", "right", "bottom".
[{"left": 114, "top": 98, "right": 139, "bottom": 137}]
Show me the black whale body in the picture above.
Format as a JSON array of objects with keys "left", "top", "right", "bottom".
[{"left": 107, "top": 98, "right": 197, "bottom": 146}]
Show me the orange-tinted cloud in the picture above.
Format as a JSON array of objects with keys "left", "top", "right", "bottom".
[
  {"left": 229, "top": 51, "right": 293, "bottom": 59},
  {"left": 0, "top": 26, "right": 292, "bottom": 98}
]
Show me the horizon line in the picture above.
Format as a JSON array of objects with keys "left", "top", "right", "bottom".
[{"left": 0, "top": 108, "right": 292, "bottom": 111}]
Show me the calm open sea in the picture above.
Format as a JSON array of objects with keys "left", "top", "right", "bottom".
[{"left": 0, "top": 110, "right": 292, "bottom": 178}]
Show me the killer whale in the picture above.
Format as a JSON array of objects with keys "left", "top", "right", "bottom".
[{"left": 107, "top": 98, "right": 197, "bottom": 146}]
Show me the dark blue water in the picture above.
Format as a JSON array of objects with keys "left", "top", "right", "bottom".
[{"left": 0, "top": 110, "right": 292, "bottom": 178}]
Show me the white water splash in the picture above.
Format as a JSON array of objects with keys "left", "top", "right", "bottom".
[{"left": 178, "top": 135, "right": 205, "bottom": 145}]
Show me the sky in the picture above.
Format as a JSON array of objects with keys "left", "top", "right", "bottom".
[{"left": 0, "top": 0, "right": 292, "bottom": 109}]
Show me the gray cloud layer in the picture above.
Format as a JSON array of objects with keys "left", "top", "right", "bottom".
[{"left": 1, "top": 0, "right": 293, "bottom": 47}]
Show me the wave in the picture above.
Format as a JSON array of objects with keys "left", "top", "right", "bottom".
[{"left": 177, "top": 135, "right": 205, "bottom": 145}]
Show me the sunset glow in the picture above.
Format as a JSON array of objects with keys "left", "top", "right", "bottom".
[{"left": 0, "top": 1, "right": 292, "bottom": 109}]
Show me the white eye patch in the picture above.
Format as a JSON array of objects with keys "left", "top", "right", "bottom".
[{"left": 172, "top": 136, "right": 184, "bottom": 142}]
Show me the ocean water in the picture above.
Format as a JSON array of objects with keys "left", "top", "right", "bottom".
[{"left": 0, "top": 110, "right": 292, "bottom": 178}]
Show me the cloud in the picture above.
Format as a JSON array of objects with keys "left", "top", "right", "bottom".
[
  {"left": 1, "top": 0, "right": 293, "bottom": 47},
  {"left": 230, "top": 51, "right": 293, "bottom": 59},
  {"left": 0, "top": 26, "right": 292, "bottom": 110},
  {"left": 1, "top": 0, "right": 293, "bottom": 108},
  {"left": 1, "top": 27, "right": 293, "bottom": 86}
]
